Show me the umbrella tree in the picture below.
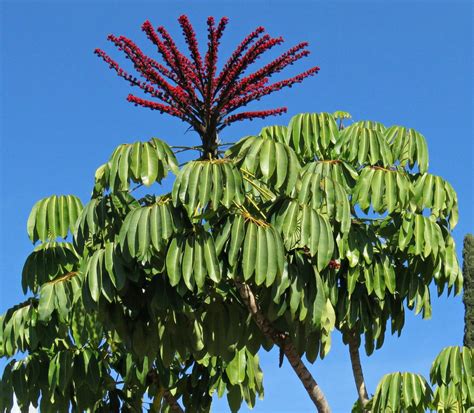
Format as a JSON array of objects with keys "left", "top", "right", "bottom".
[{"left": 0, "top": 15, "right": 463, "bottom": 413}]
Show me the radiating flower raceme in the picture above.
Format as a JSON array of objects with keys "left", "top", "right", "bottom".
[{"left": 95, "top": 15, "right": 319, "bottom": 157}]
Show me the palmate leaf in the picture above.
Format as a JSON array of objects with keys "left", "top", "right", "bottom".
[
  {"left": 99, "top": 137, "right": 178, "bottom": 193},
  {"left": 336, "top": 124, "right": 393, "bottom": 167},
  {"left": 215, "top": 213, "right": 285, "bottom": 287},
  {"left": 397, "top": 212, "right": 460, "bottom": 271},
  {"left": 164, "top": 228, "right": 221, "bottom": 291},
  {"left": 411, "top": 173, "right": 459, "bottom": 228},
  {"left": 373, "top": 372, "right": 432, "bottom": 413},
  {"left": 1, "top": 346, "right": 108, "bottom": 413},
  {"left": 74, "top": 192, "right": 139, "bottom": 253},
  {"left": 300, "top": 159, "right": 358, "bottom": 192},
  {"left": 283, "top": 259, "right": 336, "bottom": 359},
  {"left": 385, "top": 125, "right": 429, "bottom": 173},
  {"left": 83, "top": 242, "right": 128, "bottom": 304},
  {"left": 352, "top": 167, "right": 411, "bottom": 214},
  {"left": 286, "top": 113, "right": 339, "bottom": 161},
  {"left": 259, "top": 125, "right": 288, "bottom": 143},
  {"left": 240, "top": 218, "right": 284, "bottom": 286},
  {"left": 226, "top": 136, "right": 301, "bottom": 195},
  {"left": 21, "top": 241, "right": 79, "bottom": 294},
  {"left": 339, "top": 223, "right": 378, "bottom": 268},
  {"left": 37, "top": 273, "right": 80, "bottom": 322},
  {"left": 27, "top": 195, "right": 83, "bottom": 243},
  {"left": 118, "top": 198, "right": 180, "bottom": 260},
  {"left": 296, "top": 169, "right": 351, "bottom": 233},
  {"left": 0, "top": 300, "right": 37, "bottom": 357},
  {"left": 272, "top": 200, "right": 334, "bottom": 271},
  {"left": 347, "top": 120, "right": 387, "bottom": 133},
  {"left": 430, "top": 346, "right": 473, "bottom": 410},
  {"left": 172, "top": 160, "right": 245, "bottom": 216}
]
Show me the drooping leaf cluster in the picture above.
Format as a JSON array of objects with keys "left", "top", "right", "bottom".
[
  {"left": 367, "top": 346, "right": 473, "bottom": 413},
  {"left": 0, "top": 111, "right": 462, "bottom": 412}
]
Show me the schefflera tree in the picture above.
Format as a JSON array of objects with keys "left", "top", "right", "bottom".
[
  {"left": 0, "top": 14, "right": 320, "bottom": 413},
  {"left": 0, "top": 14, "right": 464, "bottom": 413}
]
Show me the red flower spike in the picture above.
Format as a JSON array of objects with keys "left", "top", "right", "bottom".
[
  {"left": 223, "top": 107, "right": 288, "bottom": 127},
  {"left": 96, "top": 16, "right": 319, "bottom": 157}
]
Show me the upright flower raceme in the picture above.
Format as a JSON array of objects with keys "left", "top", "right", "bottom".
[{"left": 95, "top": 15, "right": 319, "bottom": 157}]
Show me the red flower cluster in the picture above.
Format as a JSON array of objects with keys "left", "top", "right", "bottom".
[
  {"left": 95, "top": 15, "right": 319, "bottom": 144},
  {"left": 329, "top": 260, "right": 341, "bottom": 270}
]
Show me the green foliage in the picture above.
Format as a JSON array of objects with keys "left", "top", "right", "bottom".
[
  {"left": 0, "top": 113, "right": 462, "bottom": 412},
  {"left": 430, "top": 346, "right": 473, "bottom": 412},
  {"left": 372, "top": 372, "right": 432, "bottom": 412},
  {"left": 463, "top": 234, "right": 474, "bottom": 348},
  {"left": 27, "top": 195, "right": 83, "bottom": 243},
  {"left": 368, "top": 346, "right": 473, "bottom": 413}
]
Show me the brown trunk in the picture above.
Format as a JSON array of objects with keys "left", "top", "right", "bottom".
[
  {"left": 347, "top": 332, "right": 370, "bottom": 409},
  {"left": 163, "top": 390, "right": 185, "bottom": 413},
  {"left": 235, "top": 279, "right": 331, "bottom": 413}
]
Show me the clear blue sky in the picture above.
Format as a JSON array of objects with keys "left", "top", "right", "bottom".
[{"left": 1, "top": 1, "right": 472, "bottom": 412}]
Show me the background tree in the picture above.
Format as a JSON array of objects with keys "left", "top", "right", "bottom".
[
  {"left": 0, "top": 15, "right": 464, "bottom": 413},
  {"left": 463, "top": 234, "right": 474, "bottom": 348}
]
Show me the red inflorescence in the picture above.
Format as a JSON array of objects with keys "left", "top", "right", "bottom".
[{"left": 95, "top": 16, "right": 319, "bottom": 135}]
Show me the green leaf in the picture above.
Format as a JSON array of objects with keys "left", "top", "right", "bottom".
[
  {"left": 166, "top": 237, "right": 182, "bottom": 286},
  {"left": 193, "top": 235, "right": 205, "bottom": 289},
  {"left": 182, "top": 236, "right": 195, "bottom": 290},
  {"left": 317, "top": 215, "right": 334, "bottom": 271},
  {"left": 211, "top": 162, "right": 224, "bottom": 209},
  {"left": 87, "top": 250, "right": 102, "bottom": 302},
  {"left": 265, "top": 228, "right": 278, "bottom": 287},
  {"left": 275, "top": 142, "right": 289, "bottom": 189},
  {"left": 255, "top": 226, "right": 268, "bottom": 286},
  {"left": 385, "top": 171, "right": 397, "bottom": 212},
  {"left": 242, "top": 222, "right": 257, "bottom": 280},
  {"left": 186, "top": 162, "right": 203, "bottom": 214},
  {"left": 260, "top": 139, "right": 276, "bottom": 178},
  {"left": 54, "top": 281, "right": 69, "bottom": 320},
  {"left": 383, "top": 255, "right": 396, "bottom": 294},
  {"left": 118, "top": 145, "right": 132, "bottom": 190},
  {"left": 347, "top": 266, "right": 359, "bottom": 297},
  {"left": 414, "top": 214, "right": 425, "bottom": 256},
  {"left": 130, "top": 141, "right": 142, "bottom": 180},
  {"left": 203, "top": 232, "right": 221, "bottom": 283},
  {"left": 371, "top": 170, "right": 385, "bottom": 212},
  {"left": 229, "top": 214, "right": 245, "bottom": 267},
  {"left": 226, "top": 349, "right": 247, "bottom": 385},
  {"left": 388, "top": 372, "right": 401, "bottom": 411},
  {"left": 199, "top": 161, "right": 212, "bottom": 209},
  {"left": 312, "top": 271, "right": 326, "bottom": 329},
  {"left": 38, "top": 283, "right": 55, "bottom": 321},
  {"left": 227, "top": 385, "right": 243, "bottom": 413},
  {"left": 373, "top": 259, "right": 385, "bottom": 300},
  {"left": 137, "top": 207, "right": 151, "bottom": 258},
  {"left": 126, "top": 209, "right": 142, "bottom": 257},
  {"left": 140, "top": 142, "right": 159, "bottom": 186},
  {"left": 354, "top": 168, "right": 375, "bottom": 211}
]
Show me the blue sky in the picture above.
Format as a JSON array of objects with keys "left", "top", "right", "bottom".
[{"left": 1, "top": 1, "right": 472, "bottom": 412}]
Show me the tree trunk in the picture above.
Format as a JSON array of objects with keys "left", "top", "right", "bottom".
[
  {"left": 163, "top": 390, "right": 185, "bottom": 413},
  {"left": 235, "top": 279, "right": 331, "bottom": 413},
  {"left": 347, "top": 332, "right": 370, "bottom": 409}
]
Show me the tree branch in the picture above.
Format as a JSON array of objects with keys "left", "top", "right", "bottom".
[
  {"left": 234, "top": 279, "right": 331, "bottom": 413},
  {"left": 163, "top": 390, "right": 184, "bottom": 413},
  {"left": 347, "top": 331, "right": 370, "bottom": 410}
]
